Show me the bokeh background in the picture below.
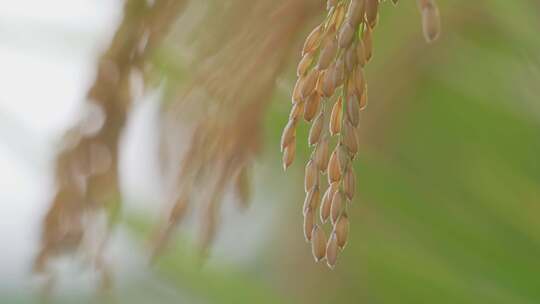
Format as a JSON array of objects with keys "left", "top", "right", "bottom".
[{"left": 1, "top": 0, "right": 540, "bottom": 303}]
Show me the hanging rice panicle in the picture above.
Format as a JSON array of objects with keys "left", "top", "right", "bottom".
[{"left": 281, "top": 0, "right": 440, "bottom": 268}]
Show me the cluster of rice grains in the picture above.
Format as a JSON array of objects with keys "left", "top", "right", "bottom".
[{"left": 281, "top": 0, "right": 440, "bottom": 268}]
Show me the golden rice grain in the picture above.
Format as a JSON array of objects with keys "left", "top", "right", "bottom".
[
  {"left": 321, "top": 67, "right": 336, "bottom": 97},
  {"left": 297, "top": 52, "right": 314, "bottom": 77},
  {"left": 332, "top": 58, "right": 345, "bottom": 88},
  {"left": 366, "top": 0, "right": 379, "bottom": 28},
  {"left": 328, "top": 147, "right": 342, "bottom": 183},
  {"left": 343, "top": 166, "right": 356, "bottom": 200},
  {"left": 338, "top": 22, "right": 355, "bottom": 49},
  {"left": 302, "top": 25, "right": 323, "bottom": 56},
  {"left": 303, "top": 185, "right": 320, "bottom": 215},
  {"left": 343, "top": 119, "right": 358, "bottom": 154},
  {"left": 346, "top": 94, "right": 361, "bottom": 127},
  {"left": 304, "top": 93, "right": 321, "bottom": 122},
  {"left": 320, "top": 182, "right": 337, "bottom": 223},
  {"left": 346, "top": 0, "right": 366, "bottom": 27},
  {"left": 282, "top": 140, "right": 296, "bottom": 170},
  {"left": 330, "top": 96, "right": 343, "bottom": 135},
  {"left": 345, "top": 45, "right": 358, "bottom": 72},
  {"left": 304, "top": 159, "right": 319, "bottom": 193},
  {"left": 359, "top": 86, "right": 368, "bottom": 110},
  {"left": 356, "top": 38, "right": 367, "bottom": 67},
  {"left": 363, "top": 26, "right": 373, "bottom": 61},
  {"left": 419, "top": 0, "right": 440, "bottom": 43},
  {"left": 326, "top": 232, "right": 339, "bottom": 268},
  {"left": 337, "top": 144, "right": 350, "bottom": 172},
  {"left": 315, "top": 70, "right": 326, "bottom": 96},
  {"left": 309, "top": 112, "right": 324, "bottom": 146},
  {"left": 332, "top": 2, "right": 347, "bottom": 30},
  {"left": 280, "top": 119, "right": 297, "bottom": 152},
  {"left": 318, "top": 37, "right": 338, "bottom": 70},
  {"left": 354, "top": 66, "right": 365, "bottom": 96},
  {"left": 289, "top": 101, "right": 305, "bottom": 121},
  {"left": 301, "top": 69, "right": 319, "bottom": 99},
  {"left": 292, "top": 77, "right": 304, "bottom": 104},
  {"left": 331, "top": 190, "right": 345, "bottom": 225},
  {"left": 311, "top": 225, "right": 327, "bottom": 261},
  {"left": 335, "top": 213, "right": 350, "bottom": 249},
  {"left": 315, "top": 136, "right": 330, "bottom": 172},
  {"left": 304, "top": 207, "right": 315, "bottom": 241}
]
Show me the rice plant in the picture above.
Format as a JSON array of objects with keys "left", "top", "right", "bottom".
[{"left": 32, "top": 0, "right": 440, "bottom": 295}]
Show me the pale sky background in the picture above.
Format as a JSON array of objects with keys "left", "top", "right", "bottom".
[
  {"left": 0, "top": 0, "right": 278, "bottom": 299},
  {"left": 0, "top": 0, "right": 125, "bottom": 295}
]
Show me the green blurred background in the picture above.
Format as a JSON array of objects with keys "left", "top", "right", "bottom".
[{"left": 2, "top": 0, "right": 540, "bottom": 303}]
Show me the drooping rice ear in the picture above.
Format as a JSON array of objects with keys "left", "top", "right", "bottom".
[{"left": 283, "top": 0, "right": 442, "bottom": 269}]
